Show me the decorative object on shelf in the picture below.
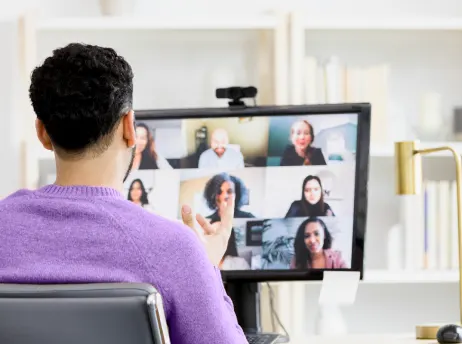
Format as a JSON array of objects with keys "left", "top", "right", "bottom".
[
  {"left": 453, "top": 108, "right": 462, "bottom": 141},
  {"left": 399, "top": 179, "right": 457, "bottom": 271},
  {"left": 395, "top": 140, "right": 462, "bottom": 340},
  {"left": 99, "top": 0, "right": 135, "bottom": 16},
  {"left": 387, "top": 224, "right": 403, "bottom": 270},
  {"left": 415, "top": 92, "right": 447, "bottom": 141}
]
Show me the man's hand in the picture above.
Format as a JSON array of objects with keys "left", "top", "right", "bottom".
[{"left": 181, "top": 197, "right": 235, "bottom": 266}]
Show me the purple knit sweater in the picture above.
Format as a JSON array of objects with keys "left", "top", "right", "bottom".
[{"left": 0, "top": 185, "right": 246, "bottom": 344}]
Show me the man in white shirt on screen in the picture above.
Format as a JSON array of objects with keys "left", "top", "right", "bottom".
[{"left": 198, "top": 128, "right": 245, "bottom": 169}]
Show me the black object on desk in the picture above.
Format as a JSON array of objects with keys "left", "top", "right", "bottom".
[
  {"left": 245, "top": 333, "right": 281, "bottom": 344},
  {"left": 437, "top": 324, "right": 462, "bottom": 343}
]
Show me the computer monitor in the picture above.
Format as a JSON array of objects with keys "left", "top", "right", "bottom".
[{"left": 130, "top": 102, "right": 371, "bottom": 333}]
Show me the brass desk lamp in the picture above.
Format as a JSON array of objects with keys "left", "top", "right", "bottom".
[{"left": 395, "top": 141, "right": 462, "bottom": 340}]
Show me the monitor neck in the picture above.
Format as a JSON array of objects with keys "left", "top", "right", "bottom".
[{"left": 224, "top": 281, "right": 261, "bottom": 333}]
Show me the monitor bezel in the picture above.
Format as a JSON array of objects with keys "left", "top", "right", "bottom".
[{"left": 135, "top": 102, "right": 371, "bottom": 282}]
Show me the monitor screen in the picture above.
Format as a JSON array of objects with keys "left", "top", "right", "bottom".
[{"left": 126, "top": 104, "right": 370, "bottom": 281}]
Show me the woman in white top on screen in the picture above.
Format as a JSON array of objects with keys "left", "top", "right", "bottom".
[
  {"left": 127, "top": 178, "right": 155, "bottom": 212},
  {"left": 132, "top": 122, "right": 172, "bottom": 170},
  {"left": 280, "top": 120, "right": 327, "bottom": 166}
]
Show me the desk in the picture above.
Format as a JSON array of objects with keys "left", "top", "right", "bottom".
[{"left": 287, "top": 335, "right": 435, "bottom": 344}]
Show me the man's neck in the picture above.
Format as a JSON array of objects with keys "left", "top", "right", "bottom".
[{"left": 54, "top": 155, "right": 124, "bottom": 192}]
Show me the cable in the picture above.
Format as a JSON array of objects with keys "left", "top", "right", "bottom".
[{"left": 266, "top": 283, "right": 290, "bottom": 342}]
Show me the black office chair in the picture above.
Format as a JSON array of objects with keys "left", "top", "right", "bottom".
[{"left": 0, "top": 283, "right": 170, "bottom": 344}]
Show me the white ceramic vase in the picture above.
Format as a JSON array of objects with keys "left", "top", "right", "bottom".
[{"left": 99, "top": 0, "right": 135, "bottom": 16}]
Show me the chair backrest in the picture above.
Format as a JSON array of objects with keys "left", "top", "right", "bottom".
[{"left": 0, "top": 283, "right": 170, "bottom": 344}]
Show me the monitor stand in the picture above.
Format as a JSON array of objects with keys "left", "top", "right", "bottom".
[{"left": 225, "top": 281, "right": 261, "bottom": 333}]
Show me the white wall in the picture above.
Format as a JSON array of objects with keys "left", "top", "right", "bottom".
[{"left": 0, "top": 19, "right": 22, "bottom": 198}]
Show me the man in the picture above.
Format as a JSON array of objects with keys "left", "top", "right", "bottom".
[
  {"left": 0, "top": 43, "right": 246, "bottom": 344},
  {"left": 198, "top": 128, "right": 245, "bottom": 169}
]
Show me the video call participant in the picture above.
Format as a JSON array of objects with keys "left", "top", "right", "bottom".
[
  {"left": 203, "top": 172, "right": 255, "bottom": 222},
  {"left": 280, "top": 120, "right": 327, "bottom": 166},
  {"left": 285, "top": 175, "right": 335, "bottom": 217},
  {"left": 127, "top": 178, "right": 154, "bottom": 212},
  {"left": 290, "top": 217, "right": 346, "bottom": 269},
  {"left": 132, "top": 122, "right": 172, "bottom": 170},
  {"left": 198, "top": 128, "right": 245, "bottom": 169},
  {"left": 219, "top": 230, "right": 251, "bottom": 270},
  {"left": 0, "top": 43, "right": 246, "bottom": 344}
]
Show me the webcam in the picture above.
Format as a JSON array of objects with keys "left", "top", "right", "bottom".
[{"left": 215, "top": 86, "right": 258, "bottom": 107}]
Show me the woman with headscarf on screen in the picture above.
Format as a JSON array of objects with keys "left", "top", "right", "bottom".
[
  {"left": 280, "top": 120, "right": 327, "bottom": 166},
  {"left": 203, "top": 172, "right": 254, "bottom": 270},
  {"left": 132, "top": 122, "right": 172, "bottom": 170},
  {"left": 285, "top": 175, "right": 334, "bottom": 218},
  {"left": 290, "top": 217, "right": 346, "bottom": 269}
]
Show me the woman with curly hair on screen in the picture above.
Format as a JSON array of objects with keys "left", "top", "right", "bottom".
[
  {"left": 203, "top": 172, "right": 254, "bottom": 270},
  {"left": 290, "top": 217, "right": 346, "bottom": 269},
  {"left": 203, "top": 172, "right": 255, "bottom": 222}
]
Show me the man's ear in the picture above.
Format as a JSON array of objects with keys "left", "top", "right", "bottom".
[
  {"left": 35, "top": 119, "right": 53, "bottom": 151},
  {"left": 122, "top": 110, "right": 136, "bottom": 148}
]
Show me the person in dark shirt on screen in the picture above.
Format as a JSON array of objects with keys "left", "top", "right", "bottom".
[
  {"left": 285, "top": 175, "right": 334, "bottom": 217},
  {"left": 280, "top": 120, "right": 327, "bottom": 166},
  {"left": 0, "top": 43, "right": 246, "bottom": 344},
  {"left": 203, "top": 172, "right": 255, "bottom": 222}
]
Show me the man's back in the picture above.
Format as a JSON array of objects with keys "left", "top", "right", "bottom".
[{"left": 0, "top": 185, "right": 246, "bottom": 344}]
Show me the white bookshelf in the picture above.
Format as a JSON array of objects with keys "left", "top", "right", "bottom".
[
  {"left": 6, "top": 2, "right": 462, "bottom": 335},
  {"left": 288, "top": 11, "right": 462, "bottom": 281},
  {"left": 370, "top": 141, "right": 462, "bottom": 157},
  {"left": 301, "top": 17, "right": 462, "bottom": 30},
  {"left": 363, "top": 269, "right": 459, "bottom": 283},
  {"left": 20, "top": 11, "right": 290, "bottom": 190},
  {"left": 37, "top": 14, "right": 279, "bottom": 31}
]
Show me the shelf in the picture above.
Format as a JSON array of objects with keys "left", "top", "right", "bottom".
[
  {"left": 370, "top": 141, "right": 462, "bottom": 157},
  {"left": 363, "top": 270, "right": 459, "bottom": 283},
  {"left": 268, "top": 270, "right": 459, "bottom": 286},
  {"left": 37, "top": 14, "right": 279, "bottom": 31},
  {"left": 301, "top": 17, "right": 462, "bottom": 30}
]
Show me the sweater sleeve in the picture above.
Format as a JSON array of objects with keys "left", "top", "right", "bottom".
[{"left": 154, "top": 230, "right": 247, "bottom": 344}]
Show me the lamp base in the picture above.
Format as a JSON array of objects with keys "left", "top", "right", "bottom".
[{"left": 416, "top": 324, "right": 456, "bottom": 339}]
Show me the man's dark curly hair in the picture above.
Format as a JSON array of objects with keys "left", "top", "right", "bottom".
[
  {"left": 203, "top": 172, "right": 249, "bottom": 211},
  {"left": 29, "top": 43, "right": 134, "bottom": 158}
]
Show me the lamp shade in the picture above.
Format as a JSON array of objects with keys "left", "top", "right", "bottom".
[{"left": 394, "top": 141, "right": 422, "bottom": 195}]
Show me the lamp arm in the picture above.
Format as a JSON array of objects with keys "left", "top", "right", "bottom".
[{"left": 417, "top": 146, "right": 462, "bottom": 324}]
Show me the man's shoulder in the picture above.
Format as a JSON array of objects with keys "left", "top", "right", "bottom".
[
  {"left": 0, "top": 189, "right": 35, "bottom": 205},
  {"left": 200, "top": 148, "right": 214, "bottom": 158},
  {"left": 107, "top": 199, "right": 199, "bottom": 247},
  {"left": 228, "top": 147, "right": 243, "bottom": 157}
]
